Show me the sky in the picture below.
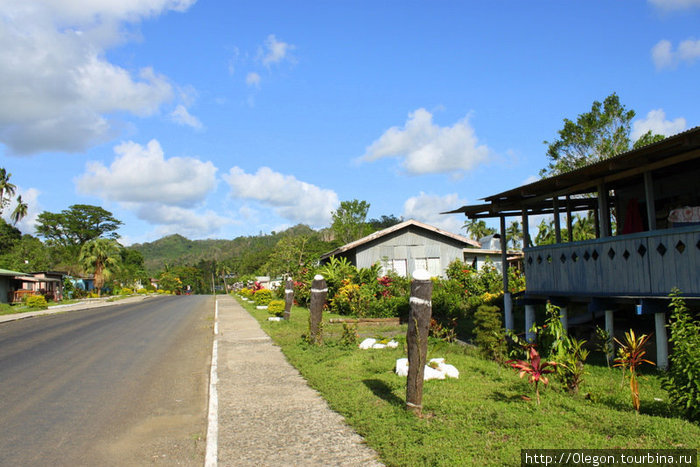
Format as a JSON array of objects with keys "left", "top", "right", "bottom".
[{"left": 1, "top": 0, "right": 699, "bottom": 246}]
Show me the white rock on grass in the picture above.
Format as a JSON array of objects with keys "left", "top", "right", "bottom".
[
  {"left": 359, "top": 338, "right": 399, "bottom": 350},
  {"left": 267, "top": 317, "right": 283, "bottom": 321},
  {"left": 394, "top": 357, "right": 459, "bottom": 380},
  {"left": 256, "top": 305, "right": 268, "bottom": 310},
  {"left": 359, "top": 338, "right": 377, "bottom": 349}
]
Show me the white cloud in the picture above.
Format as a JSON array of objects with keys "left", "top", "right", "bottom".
[
  {"left": 648, "top": 0, "right": 700, "bottom": 10},
  {"left": 76, "top": 139, "right": 217, "bottom": 207},
  {"left": 169, "top": 104, "right": 203, "bottom": 130},
  {"left": 361, "top": 108, "right": 492, "bottom": 176},
  {"left": 223, "top": 166, "right": 339, "bottom": 227},
  {"left": 246, "top": 72, "right": 261, "bottom": 87},
  {"left": 134, "top": 203, "right": 233, "bottom": 239},
  {"left": 652, "top": 38, "right": 700, "bottom": 69},
  {"left": 0, "top": 0, "right": 195, "bottom": 155},
  {"left": 258, "top": 34, "right": 295, "bottom": 66},
  {"left": 402, "top": 192, "right": 469, "bottom": 234},
  {"left": 631, "top": 109, "right": 687, "bottom": 140}
]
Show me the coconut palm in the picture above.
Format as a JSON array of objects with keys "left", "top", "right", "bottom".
[
  {"left": 0, "top": 168, "right": 17, "bottom": 213},
  {"left": 506, "top": 220, "right": 523, "bottom": 249},
  {"left": 10, "top": 195, "right": 28, "bottom": 225},
  {"left": 79, "top": 238, "right": 122, "bottom": 297},
  {"left": 463, "top": 219, "right": 496, "bottom": 242}
]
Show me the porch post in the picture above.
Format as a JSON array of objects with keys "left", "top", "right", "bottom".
[
  {"left": 605, "top": 309, "right": 614, "bottom": 343},
  {"left": 643, "top": 171, "right": 657, "bottom": 230},
  {"left": 521, "top": 209, "right": 530, "bottom": 249},
  {"left": 566, "top": 195, "right": 573, "bottom": 242},
  {"left": 597, "top": 183, "right": 610, "bottom": 238},
  {"left": 500, "top": 215, "right": 513, "bottom": 331},
  {"left": 525, "top": 305, "right": 536, "bottom": 342},
  {"left": 559, "top": 306, "right": 568, "bottom": 332},
  {"left": 655, "top": 312, "right": 668, "bottom": 370},
  {"left": 553, "top": 196, "right": 562, "bottom": 244}
]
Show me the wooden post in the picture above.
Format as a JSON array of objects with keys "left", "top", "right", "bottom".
[
  {"left": 500, "top": 215, "right": 513, "bottom": 330},
  {"left": 283, "top": 278, "right": 294, "bottom": 321},
  {"left": 525, "top": 305, "right": 536, "bottom": 342},
  {"left": 309, "top": 275, "right": 327, "bottom": 345},
  {"left": 566, "top": 195, "right": 573, "bottom": 242},
  {"left": 559, "top": 306, "right": 568, "bottom": 333},
  {"left": 406, "top": 269, "right": 433, "bottom": 416},
  {"left": 553, "top": 196, "right": 562, "bottom": 244},
  {"left": 655, "top": 312, "right": 668, "bottom": 370},
  {"left": 643, "top": 171, "right": 657, "bottom": 230},
  {"left": 522, "top": 209, "right": 530, "bottom": 249},
  {"left": 598, "top": 183, "right": 610, "bottom": 238}
]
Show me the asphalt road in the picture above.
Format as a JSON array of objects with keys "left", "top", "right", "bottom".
[{"left": 0, "top": 295, "right": 214, "bottom": 466}]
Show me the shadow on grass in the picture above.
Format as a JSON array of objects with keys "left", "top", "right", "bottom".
[
  {"left": 488, "top": 390, "right": 527, "bottom": 403},
  {"left": 363, "top": 379, "right": 404, "bottom": 407}
]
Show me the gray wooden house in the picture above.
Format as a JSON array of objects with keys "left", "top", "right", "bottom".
[
  {"left": 320, "top": 219, "right": 479, "bottom": 278},
  {"left": 446, "top": 126, "right": 700, "bottom": 369}
]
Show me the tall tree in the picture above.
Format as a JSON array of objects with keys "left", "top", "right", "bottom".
[
  {"left": 0, "top": 168, "right": 28, "bottom": 225},
  {"left": 463, "top": 219, "right": 496, "bottom": 242},
  {"left": 331, "top": 199, "right": 371, "bottom": 244},
  {"left": 541, "top": 93, "right": 664, "bottom": 177},
  {"left": 36, "top": 204, "right": 122, "bottom": 249},
  {"left": 506, "top": 220, "right": 523, "bottom": 249},
  {"left": 79, "top": 238, "right": 121, "bottom": 297}
]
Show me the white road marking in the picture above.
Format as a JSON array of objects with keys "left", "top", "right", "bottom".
[{"left": 205, "top": 300, "right": 219, "bottom": 467}]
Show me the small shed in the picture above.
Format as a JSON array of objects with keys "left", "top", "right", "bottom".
[{"left": 320, "top": 219, "right": 479, "bottom": 278}]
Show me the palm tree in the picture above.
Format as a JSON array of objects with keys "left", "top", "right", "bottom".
[
  {"left": 79, "top": 238, "right": 121, "bottom": 297},
  {"left": 10, "top": 195, "right": 28, "bottom": 225},
  {"left": 506, "top": 220, "right": 523, "bottom": 249},
  {"left": 463, "top": 219, "right": 496, "bottom": 242},
  {"left": 572, "top": 212, "right": 596, "bottom": 241},
  {"left": 0, "top": 168, "right": 17, "bottom": 213}
]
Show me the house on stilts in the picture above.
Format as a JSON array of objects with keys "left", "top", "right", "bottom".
[{"left": 445, "top": 126, "right": 700, "bottom": 369}]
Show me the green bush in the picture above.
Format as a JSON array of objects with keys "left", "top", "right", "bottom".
[
  {"left": 25, "top": 294, "right": 48, "bottom": 309},
  {"left": 137, "top": 288, "right": 148, "bottom": 294},
  {"left": 267, "top": 300, "right": 285, "bottom": 317},
  {"left": 663, "top": 290, "right": 700, "bottom": 422},
  {"left": 473, "top": 304, "right": 506, "bottom": 362},
  {"left": 120, "top": 287, "right": 133, "bottom": 295},
  {"left": 253, "top": 288, "right": 273, "bottom": 306},
  {"left": 240, "top": 288, "right": 254, "bottom": 299}
]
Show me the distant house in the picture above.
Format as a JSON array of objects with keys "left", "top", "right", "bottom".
[
  {"left": 0, "top": 268, "right": 29, "bottom": 304},
  {"left": 462, "top": 234, "right": 523, "bottom": 273},
  {"left": 15, "top": 271, "right": 65, "bottom": 302},
  {"left": 320, "top": 219, "right": 480, "bottom": 278},
  {"left": 446, "top": 126, "right": 700, "bottom": 369}
]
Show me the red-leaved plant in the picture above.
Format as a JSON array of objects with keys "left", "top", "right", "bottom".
[{"left": 507, "top": 346, "right": 558, "bottom": 404}]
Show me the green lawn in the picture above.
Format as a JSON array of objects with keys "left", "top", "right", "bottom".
[{"left": 235, "top": 297, "right": 699, "bottom": 466}]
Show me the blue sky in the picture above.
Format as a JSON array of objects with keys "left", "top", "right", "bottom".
[{"left": 1, "top": 0, "right": 699, "bottom": 245}]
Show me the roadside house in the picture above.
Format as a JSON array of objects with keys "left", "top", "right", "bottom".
[
  {"left": 320, "top": 219, "right": 480, "bottom": 278},
  {"left": 0, "top": 268, "right": 30, "bottom": 304},
  {"left": 445, "top": 126, "right": 700, "bottom": 369}
]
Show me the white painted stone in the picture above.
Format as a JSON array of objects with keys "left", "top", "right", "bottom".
[
  {"left": 267, "top": 317, "right": 283, "bottom": 321},
  {"left": 314, "top": 274, "right": 324, "bottom": 281},
  {"left": 359, "top": 338, "right": 377, "bottom": 350},
  {"left": 412, "top": 269, "right": 431, "bottom": 281}
]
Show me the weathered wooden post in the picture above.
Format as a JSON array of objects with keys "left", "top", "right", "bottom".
[
  {"left": 283, "top": 278, "right": 294, "bottom": 321},
  {"left": 406, "top": 269, "right": 433, "bottom": 416},
  {"left": 308, "top": 274, "right": 327, "bottom": 345}
]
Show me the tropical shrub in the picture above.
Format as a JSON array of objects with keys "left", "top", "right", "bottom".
[
  {"left": 614, "top": 329, "right": 655, "bottom": 413},
  {"left": 557, "top": 337, "right": 589, "bottom": 394},
  {"left": 663, "top": 290, "right": 700, "bottom": 422},
  {"left": 239, "top": 288, "right": 253, "bottom": 299},
  {"left": 267, "top": 300, "right": 285, "bottom": 317},
  {"left": 594, "top": 325, "right": 614, "bottom": 367},
  {"left": 120, "top": 287, "right": 133, "bottom": 295},
  {"left": 137, "top": 288, "right": 148, "bottom": 294},
  {"left": 473, "top": 304, "right": 506, "bottom": 362},
  {"left": 253, "top": 288, "right": 273, "bottom": 306},
  {"left": 507, "top": 346, "right": 558, "bottom": 404},
  {"left": 25, "top": 294, "right": 48, "bottom": 309}
]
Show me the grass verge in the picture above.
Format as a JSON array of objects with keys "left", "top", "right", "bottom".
[{"left": 235, "top": 296, "right": 699, "bottom": 466}]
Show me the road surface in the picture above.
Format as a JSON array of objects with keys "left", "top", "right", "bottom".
[{"left": 0, "top": 295, "right": 213, "bottom": 466}]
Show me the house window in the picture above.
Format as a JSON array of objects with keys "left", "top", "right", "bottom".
[{"left": 389, "top": 259, "right": 408, "bottom": 277}]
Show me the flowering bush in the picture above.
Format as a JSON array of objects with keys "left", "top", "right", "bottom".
[
  {"left": 267, "top": 300, "right": 285, "bottom": 317},
  {"left": 253, "top": 288, "right": 273, "bottom": 306},
  {"left": 25, "top": 294, "right": 48, "bottom": 309}
]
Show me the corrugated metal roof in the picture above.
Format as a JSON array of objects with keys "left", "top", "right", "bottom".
[
  {"left": 320, "top": 219, "right": 479, "bottom": 260},
  {"left": 0, "top": 269, "right": 30, "bottom": 277}
]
